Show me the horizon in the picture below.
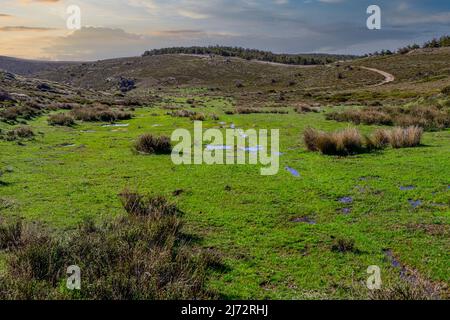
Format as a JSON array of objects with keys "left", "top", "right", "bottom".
[{"left": 1, "top": 1, "right": 450, "bottom": 61}]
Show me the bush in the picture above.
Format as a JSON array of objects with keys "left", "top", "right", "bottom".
[
  {"left": 134, "top": 134, "right": 172, "bottom": 154},
  {"left": 190, "top": 113, "right": 206, "bottom": 121},
  {"left": 0, "top": 191, "right": 221, "bottom": 300},
  {"left": 365, "top": 129, "right": 390, "bottom": 151},
  {"left": 48, "top": 113, "right": 75, "bottom": 126}
]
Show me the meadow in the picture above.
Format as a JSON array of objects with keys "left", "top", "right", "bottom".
[{"left": 1, "top": 94, "right": 448, "bottom": 299}]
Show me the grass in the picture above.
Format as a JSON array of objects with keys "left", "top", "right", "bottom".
[
  {"left": 0, "top": 97, "right": 448, "bottom": 299},
  {"left": 0, "top": 190, "right": 220, "bottom": 300}
]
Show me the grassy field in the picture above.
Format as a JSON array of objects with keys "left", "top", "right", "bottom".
[{"left": 1, "top": 95, "right": 448, "bottom": 299}]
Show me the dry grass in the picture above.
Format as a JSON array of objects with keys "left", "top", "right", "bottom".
[
  {"left": 303, "top": 127, "right": 364, "bottom": 155},
  {"left": 388, "top": 126, "right": 423, "bottom": 148},
  {"left": 236, "top": 107, "right": 288, "bottom": 114},
  {"left": 134, "top": 134, "right": 172, "bottom": 155},
  {"left": 4, "top": 126, "right": 35, "bottom": 140},
  {"left": 327, "top": 106, "right": 450, "bottom": 131},
  {"left": 0, "top": 190, "right": 221, "bottom": 300},
  {"left": 304, "top": 126, "right": 423, "bottom": 155},
  {"left": 48, "top": 113, "right": 75, "bottom": 126},
  {"left": 71, "top": 106, "right": 132, "bottom": 123}
]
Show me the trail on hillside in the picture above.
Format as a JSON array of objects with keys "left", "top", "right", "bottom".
[{"left": 360, "top": 66, "right": 395, "bottom": 86}]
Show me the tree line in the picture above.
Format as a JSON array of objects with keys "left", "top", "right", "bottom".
[{"left": 142, "top": 46, "right": 358, "bottom": 65}]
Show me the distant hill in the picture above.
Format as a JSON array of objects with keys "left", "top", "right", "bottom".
[
  {"left": 0, "top": 56, "right": 78, "bottom": 76},
  {"left": 143, "top": 46, "right": 359, "bottom": 66}
]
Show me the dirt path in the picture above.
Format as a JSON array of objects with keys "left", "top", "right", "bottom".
[{"left": 360, "top": 66, "right": 395, "bottom": 86}]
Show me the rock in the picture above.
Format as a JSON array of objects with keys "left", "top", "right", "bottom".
[{"left": 118, "top": 77, "right": 136, "bottom": 92}]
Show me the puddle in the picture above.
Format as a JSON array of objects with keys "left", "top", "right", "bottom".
[
  {"left": 102, "top": 124, "right": 129, "bottom": 128},
  {"left": 341, "top": 208, "right": 352, "bottom": 215},
  {"left": 339, "top": 197, "right": 353, "bottom": 204},
  {"left": 219, "top": 122, "right": 226, "bottom": 125},
  {"left": 81, "top": 130, "right": 96, "bottom": 133},
  {"left": 58, "top": 143, "right": 76, "bottom": 148},
  {"left": 152, "top": 124, "right": 162, "bottom": 127},
  {"left": 400, "top": 185, "right": 415, "bottom": 191},
  {"left": 291, "top": 217, "right": 316, "bottom": 225},
  {"left": 230, "top": 124, "right": 236, "bottom": 129},
  {"left": 285, "top": 167, "right": 300, "bottom": 177},
  {"left": 408, "top": 199, "right": 422, "bottom": 209},
  {"left": 240, "top": 146, "right": 263, "bottom": 153},
  {"left": 206, "top": 145, "right": 232, "bottom": 151},
  {"left": 447, "top": 185, "right": 450, "bottom": 190},
  {"left": 272, "top": 152, "right": 283, "bottom": 156}
]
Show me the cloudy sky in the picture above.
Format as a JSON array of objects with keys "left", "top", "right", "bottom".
[{"left": 0, "top": 0, "right": 449, "bottom": 61}]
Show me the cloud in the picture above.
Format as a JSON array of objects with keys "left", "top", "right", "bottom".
[
  {"left": 0, "top": 26, "right": 56, "bottom": 31},
  {"left": 0, "top": 13, "right": 13, "bottom": 17}
]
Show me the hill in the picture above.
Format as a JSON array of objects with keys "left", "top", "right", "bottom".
[{"left": 0, "top": 56, "right": 78, "bottom": 76}]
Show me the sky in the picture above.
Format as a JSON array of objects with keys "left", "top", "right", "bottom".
[{"left": 0, "top": 0, "right": 449, "bottom": 61}]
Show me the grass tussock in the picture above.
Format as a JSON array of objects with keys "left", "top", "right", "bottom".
[
  {"left": 0, "top": 190, "right": 221, "bottom": 300},
  {"left": 303, "top": 127, "right": 364, "bottom": 155},
  {"left": 134, "top": 134, "right": 172, "bottom": 155},
  {"left": 3, "top": 126, "right": 35, "bottom": 141},
  {"left": 303, "top": 126, "right": 423, "bottom": 155},
  {"left": 48, "top": 113, "right": 76, "bottom": 127},
  {"left": 71, "top": 106, "right": 132, "bottom": 123},
  {"left": 327, "top": 106, "right": 450, "bottom": 131}
]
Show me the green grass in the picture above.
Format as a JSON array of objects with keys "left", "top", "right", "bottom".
[{"left": 0, "top": 96, "right": 449, "bottom": 299}]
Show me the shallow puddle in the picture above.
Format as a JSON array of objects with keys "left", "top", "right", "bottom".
[
  {"left": 102, "top": 124, "right": 129, "bottom": 128},
  {"left": 291, "top": 217, "right": 316, "bottom": 225},
  {"left": 400, "top": 186, "right": 415, "bottom": 191},
  {"left": 339, "top": 197, "right": 353, "bottom": 204},
  {"left": 408, "top": 199, "right": 422, "bottom": 208},
  {"left": 206, "top": 145, "right": 232, "bottom": 151},
  {"left": 285, "top": 166, "right": 300, "bottom": 177}
]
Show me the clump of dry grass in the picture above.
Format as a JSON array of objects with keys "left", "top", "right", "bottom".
[
  {"left": 303, "top": 127, "right": 364, "bottom": 155},
  {"left": 4, "top": 126, "right": 34, "bottom": 140},
  {"left": 303, "top": 126, "right": 423, "bottom": 155},
  {"left": 295, "top": 104, "right": 321, "bottom": 114},
  {"left": 388, "top": 126, "right": 423, "bottom": 148},
  {"left": 169, "top": 109, "right": 197, "bottom": 118},
  {"left": 71, "top": 106, "right": 132, "bottom": 123},
  {"left": 134, "top": 134, "right": 172, "bottom": 155},
  {"left": 327, "top": 106, "right": 450, "bottom": 131},
  {"left": 48, "top": 113, "right": 75, "bottom": 126},
  {"left": 190, "top": 113, "right": 206, "bottom": 121}
]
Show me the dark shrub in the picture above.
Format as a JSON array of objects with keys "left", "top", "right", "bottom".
[
  {"left": 331, "top": 238, "right": 356, "bottom": 253},
  {"left": 442, "top": 85, "right": 450, "bottom": 96},
  {"left": 134, "top": 134, "right": 172, "bottom": 154}
]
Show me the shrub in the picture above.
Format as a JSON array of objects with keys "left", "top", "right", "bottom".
[
  {"left": 48, "top": 113, "right": 75, "bottom": 126},
  {"left": 0, "top": 191, "right": 220, "bottom": 300},
  {"left": 303, "top": 127, "right": 320, "bottom": 152},
  {"left": 169, "top": 110, "right": 196, "bottom": 118},
  {"left": 134, "top": 134, "right": 172, "bottom": 154}
]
